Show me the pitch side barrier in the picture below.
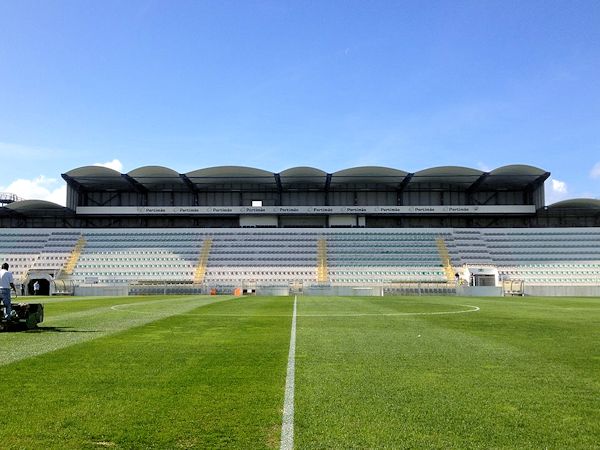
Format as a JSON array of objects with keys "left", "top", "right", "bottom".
[
  {"left": 383, "top": 282, "right": 457, "bottom": 297},
  {"left": 70, "top": 282, "right": 455, "bottom": 297},
  {"left": 67, "top": 281, "right": 600, "bottom": 297}
]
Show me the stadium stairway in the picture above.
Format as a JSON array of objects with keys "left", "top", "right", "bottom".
[
  {"left": 62, "top": 235, "right": 86, "bottom": 275},
  {"left": 193, "top": 237, "right": 212, "bottom": 283},
  {"left": 316, "top": 238, "right": 329, "bottom": 283},
  {"left": 435, "top": 236, "right": 456, "bottom": 282}
]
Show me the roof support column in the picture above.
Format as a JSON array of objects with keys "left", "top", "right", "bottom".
[
  {"left": 466, "top": 172, "right": 490, "bottom": 205},
  {"left": 396, "top": 173, "right": 413, "bottom": 205},
  {"left": 324, "top": 173, "right": 332, "bottom": 206},
  {"left": 180, "top": 174, "right": 200, "bottom": 206},
  {"left": 122, "top": 174, "right": 149, "bottom": 206},
  {"left": 274, "top": 173, "right": 283, "bottom": 206}
]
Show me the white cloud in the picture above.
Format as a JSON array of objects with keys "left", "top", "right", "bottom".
[
  {"left": 551, "top": 178, "right": 567, "bottom": 193},
  {"left": 476, "top": 162, "right": 492, "bottom": 172},
  {"left": 0, "top": 176, "right": 67, "bottom": 206},
  {"left": 590, "top": 162, "right": 600, "bottom": 179},
  {"left": 94, "top": 159, "right": 123, "bottom": 172},
  {"left": 545, "top": 177, "right": 569, "bottom": 205}
]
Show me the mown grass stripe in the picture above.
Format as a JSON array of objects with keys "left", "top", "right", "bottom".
[
  {"left": 0, "top": 295, "right": 292, "bottom": 449},
  {"left": 294, "top": 296, "right": 600, "bottom": 449},
  {"left": 280, "top": 295, "right": 297, "bottom": 450},
  {"left": 0, "top": 295, "right": 233, "bottom": 367}
]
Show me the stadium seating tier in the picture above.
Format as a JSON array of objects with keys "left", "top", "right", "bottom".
[{"left": 1, "top": 227, "right": 599, "bottom": 287}]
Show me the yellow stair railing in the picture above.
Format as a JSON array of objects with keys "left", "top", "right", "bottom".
[
  {"left": 194, "top": 238, "right": 212, "bottom": 283},
  {"left": 63, "top": 236, "right": 86, "bottom": 275},
  {"left": 436, "top": 236, "right": 455, "bottom": 282},
  {"left": 316, "top": 238, "right": 329, "bottom": 283}
]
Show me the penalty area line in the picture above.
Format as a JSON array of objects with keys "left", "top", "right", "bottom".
[{"left": 280, "top": 295, "right": 297, "bottom": 450}]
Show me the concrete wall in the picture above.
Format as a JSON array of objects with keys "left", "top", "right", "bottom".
[
  {"left": 256, "top": 286, "right": 290, "bottom": 296},
  {"left": 524, "top": 285, "right": 600, "bottom": 297},
  {"left": 74, "top": 284, "right": 130, "bottom": 297},
  {"left": 456, "top": 286, "right": 503, "bottom": 297},
  {"left": 303, "top": 285, "right": 383, "bottom": 296},
  {"left": 68, "top": 283, "right": 600, "bottom": 297}
]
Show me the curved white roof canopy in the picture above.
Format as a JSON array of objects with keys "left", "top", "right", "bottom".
[
  {"left": 3, "top": 200, "right": 70, "bottom": 216},
  {"left": 331, "top": 166, "right": 409, "bottom": 187},
  {"left": 481, "top": 164, "right": 549, "bottom": 188},
  {"left": 5, "top": 200, "right": 65, "bottom": 210},
  {"left": 279, "top": 167, "right": 328, "bottom": 188},
  {"left": 547, "top": 198, "right": 600, "bottom": 209},
  {"left": 127, "top": 166, "right": 185, "bottom": 189},
  {"left": 412, "top": 166, "right": 484, "bottom": 186},
  {"left": 63, "top": 164, "right": 551, "bottom": 191},
  {"left": 186, "top": 166, "right": 277, "bottom": 186},
  {"left": 63, "top": 166, "right": 131, "bottom": 190}
]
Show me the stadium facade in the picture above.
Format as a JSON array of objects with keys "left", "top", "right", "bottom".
[
  {"left": 0, "top": 164, "right": 599, "bottom": 297},
  {"left": 0, "top": 164, "right": 598, "bottom": 228}
]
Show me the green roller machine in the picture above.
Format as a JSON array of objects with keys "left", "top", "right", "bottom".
[{"left": 0, "top": 303, "right": 44, "bottom": 331}]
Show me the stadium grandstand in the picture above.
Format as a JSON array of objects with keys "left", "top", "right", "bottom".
[{"left": 0, "top": 164, "right": 599, "bottom": 297}]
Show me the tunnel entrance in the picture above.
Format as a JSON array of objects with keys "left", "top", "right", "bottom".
[{"left": 28, "top": 278, "right": 50, "bottom": 296}]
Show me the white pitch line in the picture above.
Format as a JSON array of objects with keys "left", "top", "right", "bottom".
[
  {"left": 298, "top": 304, "right": 480, "bottom": 317},
  {"left": 109, "top": 295, "right": 236, "bottom": 313},
  {"left": 112, "top": 304, "right": 480, "bottom": 318},
  {"left": 280, "top": 295, "right": 297, "bottom": 450}
]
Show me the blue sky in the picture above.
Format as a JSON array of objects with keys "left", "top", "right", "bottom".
[{"left": 1, "top": 0, "right": 599, "bottom": 205}]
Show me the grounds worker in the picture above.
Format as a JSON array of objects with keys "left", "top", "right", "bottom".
[{"left": 0, "top": 262, "right": 17, "bottom": 320}]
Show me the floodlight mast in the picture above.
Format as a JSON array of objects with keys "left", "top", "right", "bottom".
[{"left": 0, "top": 192, "right": 23, "bottom": 206}]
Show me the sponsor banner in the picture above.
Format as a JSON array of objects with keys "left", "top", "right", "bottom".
[{"left": 76, "top": 205, "right": 536, "bottom": 215}]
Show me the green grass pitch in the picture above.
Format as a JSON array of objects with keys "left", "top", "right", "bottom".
[{"left": 0, "top": 294, "right": 599, "bottom": 449}]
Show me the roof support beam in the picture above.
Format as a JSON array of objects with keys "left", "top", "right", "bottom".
[
  {"left": 85, "top": 192, "right": 122, "bottom": 207},
  {"left": 180, "top": 174, "right": 200, "bottom": 206},
  {"left": 274, "top": 173, "right": 283, "bottom": 206},
  {"left": 467, "top": 172, "right": 490, "bottom": 193},
  {"left": 180, "top": 174, "right": 200, "bottom": 194},
  {"left": 324, "top": 173, "right": 332, "bottom": 206},
  {"left": 466, "top": 172, "right": 490, "bottom": 205},
  {"left": 61, "top": 173, "right": 87, "bottom": 208},
  {"left": 121, "top": 174, "right": 149, "bottom": 207},
  {"left": 274, "top": 173, "right": 283, "bottom": 192},
  {"left": 397, "top": 173, "right": 414, "bottom": 193},
  {"left": 524, "top": 171, "right": 551, "bottom": 207},
  {"left": 61, "top": 174, "right": 84, "bottom": 193},
  {"left": 396, "top": 173, "right": 413, "bottom": 205},
  {"left": 525, "top": 171, "right": 551, "bottom": 191},
  {"left": 121, "top": 174, "right": 148, "bottom": 194},
  {"left": 479, "top": 191, "right": 499, "bottom": 206}
]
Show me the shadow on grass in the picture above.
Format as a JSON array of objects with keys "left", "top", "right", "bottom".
[{"left": 24, "top": 326, "right": 100, "bottom": 334}]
